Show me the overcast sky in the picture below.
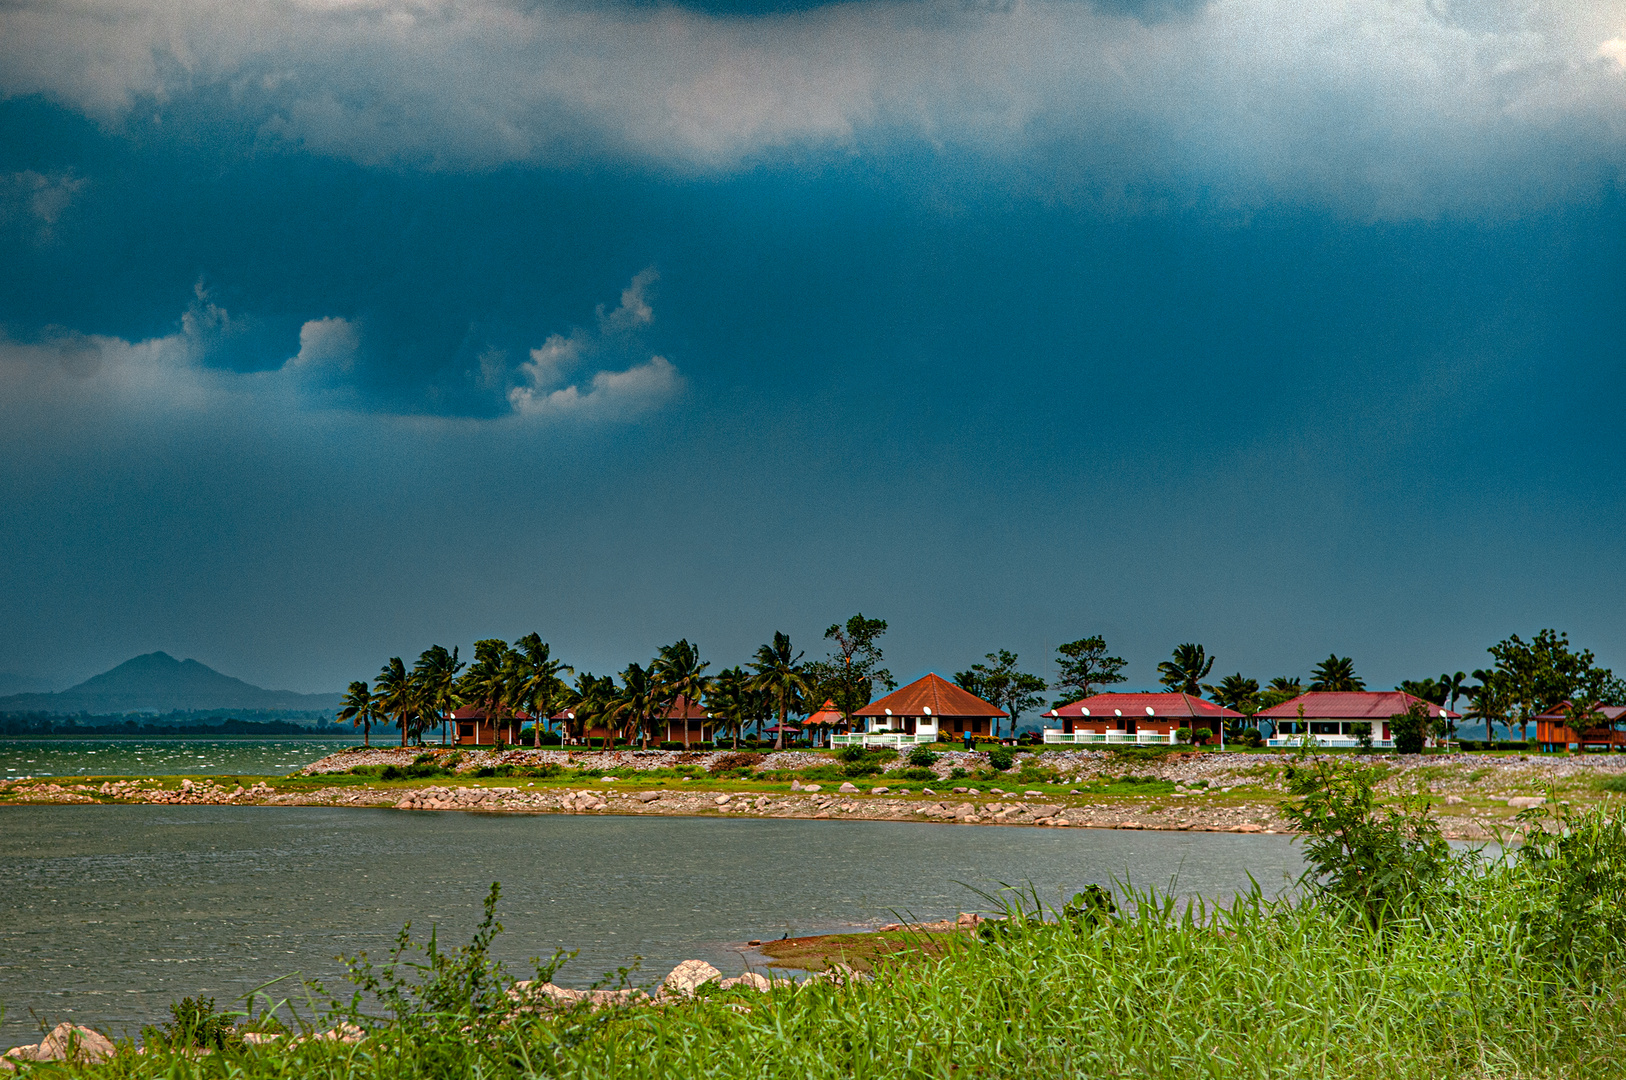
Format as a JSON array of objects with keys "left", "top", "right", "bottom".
[{"left": 1, "top": 0, "right": 1623, "bottom": 695}]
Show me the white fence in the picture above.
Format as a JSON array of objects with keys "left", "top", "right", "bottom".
[
  {"left": 830, "top": 732, "right": 939, "bottom": 749},
  {"left": 1043, "top": 730, "right": 1179, "bottom": 746},
  {"left": 1266, "top": 735, "right": 1396, "bottom": 749}
]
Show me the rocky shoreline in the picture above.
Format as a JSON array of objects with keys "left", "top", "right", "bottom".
[{"left": 3, "top": 745, "right": 1622, "bottom": 839}]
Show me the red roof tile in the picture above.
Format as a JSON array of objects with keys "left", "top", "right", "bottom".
[
  {"left": 1534, "top": 700, "right": 1626, "bottom": 722},
  {"left": 1254, "top": 691, "right": 1457, "bottom": 720},
  {"left": 1046, "top": 692, "right": 1242, "bottom": 719},
  {"left": 656, "top": 695, "right": 708, "bottom": 721},
  {"left": 855, "top": 673, "right": 1007, "bottom": 718}
]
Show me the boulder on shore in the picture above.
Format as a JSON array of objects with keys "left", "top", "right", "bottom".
[
  {"left": 662, "top": 960, "right": 722, "bottom": 996},
  {"left": 2, "top": 1023, "right": 115, "bottom": 1067}
]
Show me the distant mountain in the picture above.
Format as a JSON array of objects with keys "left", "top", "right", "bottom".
[
  {"left": 0, "top": 652, "right": 341, "bottom": 715},
  {"left": 0, "top": 672, "right": 54, "bottom": 696}
]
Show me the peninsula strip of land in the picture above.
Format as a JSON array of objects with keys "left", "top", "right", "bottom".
[{"left": 4, "top": 745, "right": 1623, "bottom": 839}]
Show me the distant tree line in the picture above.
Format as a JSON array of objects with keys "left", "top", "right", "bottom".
[
  {"left": 337, "top": 620, "right": 1625, "bottom": 748},
  {"left": 0, "top": 713, "right": 343, "bottom": 737}
]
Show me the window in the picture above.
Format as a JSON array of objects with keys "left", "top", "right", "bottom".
[
  {"left": 1310, "top": 721, "right": 1340, "bottom": 735},
  {"left": 459, "top": 724, "right": 474, "bottom": 738}
]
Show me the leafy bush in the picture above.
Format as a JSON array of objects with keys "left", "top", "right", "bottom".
[
  {"left": 949, "top": 766, "right": 969, "bottom": 779},
  {"left": 1599, "top": 775, "right": 1626, "bottom": 793},
  {"left": 837, "top": 744, "right": 869, "bottom": 763},
  {"left": 155, "top": 996, "right": 240, "bottom": 1052},
  {"left": 341, "top": 883, "right": 565, "bottom": 1040},
  {"left": 473, "top": 766, "right": 497, "bottom": 778},
  {"left": 988, "top": 746, "right": 1015, "bottom": 771},
  {"left": 1281, "top": 756, "right": 1452, "bottom": 927},
  {"left": 379, "top": 765, "right": 406, "bottom": 781},
  {"left": 906, "top": 745, "right": 939, "bottom": 768},
  {"left": 1390, "top": 702, "right": 1429, "bottom": 755},
  {"left": 1350, "top": 722, "right": 1373, "bottom": 750},
  {"left": 842, "top": 761, "right": 882, "bottom": 778}
]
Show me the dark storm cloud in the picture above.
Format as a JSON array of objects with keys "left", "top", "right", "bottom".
[{"left": 0, "top": 0, "right": 1622, "bottom": 691}]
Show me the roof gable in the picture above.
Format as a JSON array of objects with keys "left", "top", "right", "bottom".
[
  {"left": 1254, "top": 691, "right": 1456, "bottom": 719},
  {"left": 1047, "top": 692, "right": 1242, "bottom": 719},
  {"left": 855, "top": 673, "right": 1007, "bottom": 718}
]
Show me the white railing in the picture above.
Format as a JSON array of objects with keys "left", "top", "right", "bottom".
[
  {"left": 1044, "top": 730, "right": 1179, "bottom": 746},
  {"left": 830, "top": 732, "right": 939, "bottom": 748},
  {"left": 1266, "top": 735, "right": 1396, "bottom": 749}
]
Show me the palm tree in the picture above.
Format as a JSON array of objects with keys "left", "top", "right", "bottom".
[
  {"left": 1466, "top": 669, "right": 1510, "bottom": 743},
  {"left": 560, "top": 672, "right": 615, "bottom": 745},
  {"left": 457, "top": 639, "right": 520, "bottom": 745},
  {"left": 1207, "top": 673, "right": 1260, "bottom": 717},
  {"left": 338, "top": 680, "right": 380, "bottom": 747},
  {"left": 1158, "top": 644, "right": 1215, "bottom": 696},
  {"left": 705, "top": 666, "right": 752, "bottom": 748},
  {"left": 1438, "top": 671, "right": 1468, "bottom": 713},
  {"left": 751, "top": 631, "right": 812, "bottom": 751},
  {"left": 412, "top": 645, "right": 464, "bottom": 744},
  {"left": 606, "top": 663, "right": 658, "bottom": 747},
  {"left": 1158, "top": 644, "right": 1215, "bottom": 735},
  {"left": 653, "top": 639, "right": 712, "bottom": 748},
  {"left": 1309, "top": 655, "right": 1364, "bottom": 692},
  {"left": 374, "top": 657, "right": 412, "bottom": 747},
  {"left": 513, "top": 633, "right": 572, "bottom": 747}
]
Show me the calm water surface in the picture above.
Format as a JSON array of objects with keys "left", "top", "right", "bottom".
[
  {"left": 0, "top": 739, "right": 357, "bottom": 778},
  {"left": 0, "top": 807, "right": 1304, "bottom": 1045}
]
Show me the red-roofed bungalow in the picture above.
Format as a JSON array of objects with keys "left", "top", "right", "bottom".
[
  {"left": 1255, "top": 691, "right": 1456, "bottom": 749},
  {"left": 1042, "top": 693, "right": 1242, "bottom": 746},
  {"left": 1533, "top": 701, "right": 1626, "bottom": 753},
  {"left": 837, "top": 673, "right": 1006, "bottom": 748},
  {"left": 656, "top": 695, "right": 715, "bottom": 748},
  {"left": 446, "top": 706, "right": 532, "bottom": 747}
]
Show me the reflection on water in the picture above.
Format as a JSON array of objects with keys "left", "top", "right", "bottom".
[
  {"left": 0, "top": 739, "right": 356, "bottom": 778},
  {"left": 0, "top": 806, "right": 1304, "bottom": 1045}
]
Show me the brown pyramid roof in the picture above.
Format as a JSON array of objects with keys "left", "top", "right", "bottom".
[{"left": 855, "top": 673, "right": 1006, "bottom": 719}]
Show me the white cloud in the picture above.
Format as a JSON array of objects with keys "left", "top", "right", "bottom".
[
  {"left": 597, "top": 267, "right": 657, "bottom": 333},
  {"left": 1601, "top": 37, "right": 1626, "bottom": 68},
  {"left": 2, "top": 0, "right": 1624, "bottom": 213},
  {"left": 285, "top": 316, "right": 360, "bottom": 373},
  {"left": 508, "top": 268, "right": 681, "bottom": 421},
  {"left": 509, "top": 354, "right": 681, "bottom": 420}
]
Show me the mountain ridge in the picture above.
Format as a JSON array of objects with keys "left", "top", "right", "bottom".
[{"left": 0, "top": 652, "right": 341, "bottom": 715}]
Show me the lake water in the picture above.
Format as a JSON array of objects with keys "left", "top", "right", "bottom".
[
  {"left": 0, "top": 739, "right": 358, "bottom": 778},
  {"left": 0, "top": 806, "right": 1304, "bottom": 1046}
]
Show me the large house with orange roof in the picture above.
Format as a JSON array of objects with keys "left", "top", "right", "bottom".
[
  {"left": 1042, "top": 692, "right": 1243, "bottom": 746},
  {"left": 1256, "top": 691, "right": 1456, "bottom": 749},
  {"left": 835, "top": 673, "right": 1006, "bottom": 748}
]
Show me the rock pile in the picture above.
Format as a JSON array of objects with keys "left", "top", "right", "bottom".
[{"left": 2, "top": 1024, "right": 114, "bottom": 1069}]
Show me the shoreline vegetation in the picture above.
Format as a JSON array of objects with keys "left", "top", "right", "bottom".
[
  {"left": 6, "top": 763, "right": 1626, "bottom": 1078},
  {"left": 3, "top": 743, "right": 1625, "bottom": 839}
]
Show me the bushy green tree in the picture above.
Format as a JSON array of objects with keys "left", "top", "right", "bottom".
[
  {"left": 1309, "top": 655, "right": 1364, "bottom": 692},
  {"left": 1051, "top": 635, "right": 1127, "bottom": 706},
  {"left": 954, "top": 650, "right": 1045, "bottom": 738}
]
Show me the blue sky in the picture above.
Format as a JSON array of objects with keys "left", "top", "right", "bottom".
[{"left": 1, "top": 0, "right": 1623, "bottom": 696}]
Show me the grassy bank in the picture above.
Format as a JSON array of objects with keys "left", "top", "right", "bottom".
[{"left": 16, "top": 763, "right": 1626, "bottom": 1080}]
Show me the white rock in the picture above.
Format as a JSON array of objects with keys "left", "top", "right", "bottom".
[
  {"left": 719, "top": 972, "right": 772, "bottom": 992},
  {"left": 635, "top": 791, "right": 662, "bottom": 803},
  {"left": 9, "top": 1024, "right": 116, "bottom": 1064},
  {"left": 714, "top": 794, "right": 732, "bottom": 806},
  {"left": 1507, "top": 796, "right": 1546, "bottom": 810},
  {"left": 802, "top": 784, "right": 822, "bottom": 793},
  {"left": 1444, "top": 794, "right": 1464, "bottom": 805},
  {"left": 791, "top": 779, "right": 804, "bottom": 791},
  {"left": 838, "top": 782, "right": 859, "bottom": 793},
  {"left": 662, "top": 959, "right": 722, "bottom": 996},
  {"left": 871, "top": 786, "right": 889, "bottom": 794}
]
